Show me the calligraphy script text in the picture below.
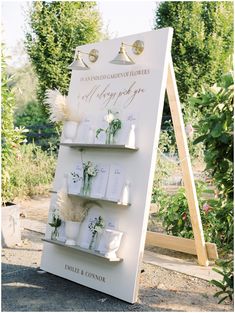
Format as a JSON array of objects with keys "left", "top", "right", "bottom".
[{"left": 80, "top": 81, "right": 144, "bottom": 108}]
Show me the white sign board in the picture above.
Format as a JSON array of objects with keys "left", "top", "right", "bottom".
[{"left": 41, "top": 28, "right": 173, "bottom": 303}]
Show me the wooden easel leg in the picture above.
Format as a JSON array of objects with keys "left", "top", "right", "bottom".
[{"left": 166, "top": 57, "right": 209, "bottom": 266}]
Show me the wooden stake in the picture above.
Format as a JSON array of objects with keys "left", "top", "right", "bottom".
[{"left": 166, "top": 57, "right": 209, "bottom": 266}]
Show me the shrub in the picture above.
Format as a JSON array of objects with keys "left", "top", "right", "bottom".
[
  {"left": 211, "top": 259, "right": 234, "bottom": 304},
  {"left": 155, "top": 181, "right": 232, "bottom": 248},
  {"left": 193, "top": 72, "right": 234, "bottom": 251},
  {"left": 10, "top": 143, "right": 56, "bottom": 199},
  {"left": 1, "top": 47, "right": 26, "bottom": 204},
  {"left": 155, "top": 73, "right": 233, "bottom": 248},
  {"left": 153, "top": 124, "right": 178, "bottom": 191},
  {"left": 192, "top": 72, "right": 233, "bottom": 303},
  {"left": 15, "top": 100, "right": 60, "bottom": 150},
  {"left": 15, "top": 100, "right": 48, "bottom": 127}
]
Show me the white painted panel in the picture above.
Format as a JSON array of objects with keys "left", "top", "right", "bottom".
[{"left": 41, "top": 28, "right": 173, "bottom": 303}]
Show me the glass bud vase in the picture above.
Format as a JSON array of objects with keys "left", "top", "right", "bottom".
[
  {"left": 51, "top": 227, "right": 59, "bottom": 241},
  {"left": 105, "top": 129, "right": 114, "bottom": 144},
  {"left": 82, "top": 173, "right": 91, "bottom": 196},
  {"left": 89, "top": 232, "right": 97, "bottom": 250}
]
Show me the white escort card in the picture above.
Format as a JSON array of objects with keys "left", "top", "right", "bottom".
[
  {"left": 77, "top": 117, "right": 93, "bottom": 143},
  {"left": 118, "top": 114, "right": 137, "bottom": 146},
  {"left": 78, "top": 204, "right": 106, "bottom": 249},
  {"left": 58, "top": 221, "right": 66, "bottom": 243},
  {"left": 105, "top": 164, "right": 125, "bottom": 202},
  {"left": 67, "top": 162, "right": 83, "bottom": 195},
  {"left": 90, "top": 164, "right": 110, "bottom": 199}
]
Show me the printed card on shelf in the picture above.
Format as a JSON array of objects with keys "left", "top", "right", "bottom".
[
  {"left": 106, "top": 218, "right": 118, "bottom": 230},
  {"left": 90, "top": 164, "right": 110, "bottom": 199},
  {"left": 67, "top": 162, "right": 83, "bottom": 195},
  {"left": 58, "top": 221, "right": 66, "bottom": 243},
  {"left": 105, "top": 164, "right": 124, "bottom": 202},
  {"left": 118, "top": 114, "right": 137, "bottom": 146},
  {"left": 77, "top": 117, "right": 93, "bottom": 143}
]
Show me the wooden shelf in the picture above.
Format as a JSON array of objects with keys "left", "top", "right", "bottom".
[
  {"left": 60, "top": 143, "right": 138, "bottom": 151},
  {"left": 50, "top": 190, "right": 131, "bottom": 206},
  {"left": 42, "top": 238, "right": 123, "bottom": 262}
]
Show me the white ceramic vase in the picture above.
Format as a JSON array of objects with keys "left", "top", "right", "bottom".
[
  {"left": 99, "top": 229, "right": 123, "bottom": 259},
  {"left": 64, "top": 221, "right": 81, "bottom": 245},
  {"left": 63, "top": 121, "right": 78, "bottom": 143}
]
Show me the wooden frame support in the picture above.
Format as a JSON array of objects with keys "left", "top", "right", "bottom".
[
  {"left": 146, "top": 232, "right": 218, "bottom": 261},
  {"left": 166, "top": 57, "right": 209, "bottom": 266}
]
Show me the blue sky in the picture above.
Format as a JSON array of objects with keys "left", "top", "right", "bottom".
[{"left": 2, "top": 0, "right": 157, "bottom": 65}]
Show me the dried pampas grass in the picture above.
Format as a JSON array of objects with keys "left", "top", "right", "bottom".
[
  {"left": 45, "top": 89, "right": 70, "bottom": 122},
  {"left": 56, "top": 190, "right": 88, "bottom": 222},
  {"left": 44, "top": 89, "right": 82, "bottom": 123},
  {"left": 71, "top": 204, "right": 88, "bottom": 223}
]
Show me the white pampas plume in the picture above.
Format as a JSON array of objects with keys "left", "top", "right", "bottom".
[
  {"left": 73, "top": 203, "right": 88, "bottom": 222},
  {"left": 56, "top": 190, "right": 74, "bottom": 221},
  {"left": 44, "top": 89, "right": 70, "bottom": 122},
  {"left": 56, "top": 190, "right": 88, "bottom": 222}
]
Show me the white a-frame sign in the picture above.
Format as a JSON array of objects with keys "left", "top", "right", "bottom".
[{"left": 41, "top": 28, "right": 210, "bottom": 303}]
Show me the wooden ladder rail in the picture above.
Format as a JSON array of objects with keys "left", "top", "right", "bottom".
[{"left": 166, "top": 57, "right": 209, "bottom": 266}]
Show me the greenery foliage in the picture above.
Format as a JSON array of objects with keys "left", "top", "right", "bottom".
[
  {"left": 158, "top": 121, "right": 177, "bottom": 156},
  {"left": 1, "top": 48, "right": 26, "bottom": 204},
  {"left": 211, "top": 259, "right": 234, "bottom": 304},
  {"left": 192, "top": 72, "right": 234, "bottom": 250},
  {"left": 154, "top": 1, "right": 233, "bottom": 158},
  {"left": 9, "top": 62, "right": 38, "bottom": 110},
  {"left": 96, "top": 110, "right": 122, "bottom": 144},
  {"left": 192, "top": 73, "right": 233, "bottom": 198},
  {"left": 154, "top": 72, "right": 234, "bottom": 303},
  {"left": 192, "top": 72, "right": 234, "bottom": 303},
  {"left": 10, "top": 143, "right": 56, "bottom": 199},
  {"left": 155, "top": 73, "right": 233, "bottom": 250},
  {"left": 152, "top": 125, "right": 178, "bottom": 194},
  {"left": 155, "top": 1, "right": 233, "bottom": 104},
  {"left": 15, "top": 100, "right": 48, "bottom": 127},
  {"left": 25, "top": 1, "right": 103, "bottom": 105},
  {"left": 155, "top": 181, "right": 227, "bottom": 245},
  {"left": 15, "top": 100, "right": 60, "bottom": 150}
]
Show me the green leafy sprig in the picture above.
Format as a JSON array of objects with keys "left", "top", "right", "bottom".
[
  {"left": 96, "top": 110, "right": 122, "bottom": 140},
  {"left": 49, "top": 214, "right": 62, "bottom": 228},
  {"left": 88, "top": 216, "right": 105, "bottom": 236}
]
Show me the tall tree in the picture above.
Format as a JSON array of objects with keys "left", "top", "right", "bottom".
[
  {"left": 155, "top": 1, "right": 233, "bottom": 105},
  {"left": 25, "top": 1, "right": 103, "bottom": 105},
  {"left": 9, "top": 62, "right": 38, "bottom": 111}
]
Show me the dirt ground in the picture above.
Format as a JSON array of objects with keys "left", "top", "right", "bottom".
[
  {"left": 1, "top": 194, "right": 233, "bottom": 312},
  {"left": 2, "top": 228, "right": 234, "bottom": 312}
]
